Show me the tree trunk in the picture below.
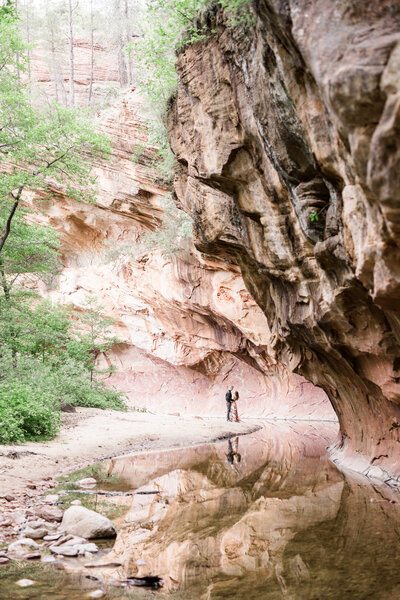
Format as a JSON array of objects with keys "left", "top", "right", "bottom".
[
  {"left": 0, "top": 258, "right": 17, "bottom": 368},
  {"left": 0, "top": 261, "right": 10, "bottom": 301},
  {"left": 0, "top": 187, "right": 23, "bottom": 255},
  {"left": 123, "top": 0, "right": 133, "bottom": 85},
  {"left": 114, "top": 0, "right": 128, "bottom": 88},
  {"left": 68, "top": 0, "right": 75, "bottom": 107},
  {"left": 24, "top": 1, "right": 31, "bottom": 88},
  {"left": 50, "top": 26, "right": 60, "bottom": 103}
]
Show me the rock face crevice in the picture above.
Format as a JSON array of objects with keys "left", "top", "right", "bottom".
[{"left": 168, "top": 0, "right": 400, "bottom": 479}]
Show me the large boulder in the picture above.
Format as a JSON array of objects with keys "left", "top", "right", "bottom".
[{"left": 59, "top": 506, "right": 116, "bottom": 539}]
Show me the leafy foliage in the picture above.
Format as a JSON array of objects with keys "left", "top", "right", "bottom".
[
  {"left": 0, "top": 379, "right": 60, "bottom": 443},
  {"left": 0, "top": 296, "right": 126, "bottom": 444},
  {"left": 0, "top": 5, "right": 110, "bottom": 294},
  {"left": 132, "top": 0, "right": 254, "bottom": 181},
  {"left": 0, "top": 4, "right": 125, "bottom": 445}
]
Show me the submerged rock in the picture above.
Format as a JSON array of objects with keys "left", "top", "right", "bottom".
[
  {"left": 87, "top": 591, "right": 105, "bottom": 599},
  {"left": 60, "top": 506, "right": 116, "bottom": 539}
]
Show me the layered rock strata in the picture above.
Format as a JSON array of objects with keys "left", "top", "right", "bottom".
[
  {"left": 31, "top": 91, "right": 332, "bottom": 420},
  {"left": 167, "top": 1, "right": 400, "bottom": 478}
]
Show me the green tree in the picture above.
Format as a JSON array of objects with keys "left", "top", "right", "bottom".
[
  {"left": 0, "top": 296, "right": 126, "bottom": 443},
  {"left": 0, "top": 2, "right": 110, "bottom": 299},
  {"left": 70, "top": 296, "right": 119, "bottom": 387},
  {"left": 0, "top": 4, "right": 124, "bottom": 444}
]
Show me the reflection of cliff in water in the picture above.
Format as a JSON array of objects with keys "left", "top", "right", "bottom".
[{"left": 101, "top": 423, "right": 400, "bottom": 599}]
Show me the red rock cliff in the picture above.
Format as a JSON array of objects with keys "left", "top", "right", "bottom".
[
  {"left": 167, "top": 1, "right": 400, "bottom": 480},
  {"left": 30, "top": 90, "right": 332, "bottom": 422}
]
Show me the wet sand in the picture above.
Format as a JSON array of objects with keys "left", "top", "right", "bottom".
[{"left": 0, "top": 407, "right": 259, "bottom": 497}]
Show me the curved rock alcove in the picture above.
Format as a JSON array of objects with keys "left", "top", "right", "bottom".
[{"left": 167, "top": 0, "right": 400, "bottom": 480}]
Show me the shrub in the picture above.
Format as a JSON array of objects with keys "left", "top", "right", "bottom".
[{"left": 0, "top": 381, "right": 59, "bottom": 443}]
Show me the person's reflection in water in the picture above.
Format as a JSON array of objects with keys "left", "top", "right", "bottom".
[{"left": 227, "top": 437, "right": 241, "bottom": 464}]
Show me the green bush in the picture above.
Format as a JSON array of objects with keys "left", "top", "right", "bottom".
[
  {"left": 0, "top": 297, "right": 127, "bottom": 445},
  {"left": 0, "top": 381, "right": 59, "bottom": 443}
]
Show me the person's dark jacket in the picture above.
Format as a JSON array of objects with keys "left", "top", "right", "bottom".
[{"left": 225, "top": 390, "right": 232, "bottom": 403}]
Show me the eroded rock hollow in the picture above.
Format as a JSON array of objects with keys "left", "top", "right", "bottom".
[
  {"left": 33, "top": 91, "right": 331, "bottom": 421},
  {"left": 167, "top": 0, "right": 400, "bottom": 479}
]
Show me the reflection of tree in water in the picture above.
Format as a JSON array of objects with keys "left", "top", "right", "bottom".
[{"left": 226, "top": 437, "right": 241, "bottom": 465}]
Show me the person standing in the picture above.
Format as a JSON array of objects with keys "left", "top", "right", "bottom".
[
  {"left": 229, "top": 390, "right": 240, "bottom": 422},
  {"left": 225, "top": 385, "right": 233, "bottom": 421}
]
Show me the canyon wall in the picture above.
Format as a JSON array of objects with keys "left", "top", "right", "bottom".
[
  {"left": 167, "top": 0, "right": 400, "bottom": 479},
  {"left": 30, "top": 89, "right": 332, "bottom": 421}
]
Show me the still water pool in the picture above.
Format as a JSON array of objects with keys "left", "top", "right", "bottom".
[{"left": 2, "top": 421, "right": 400, "bottom": 599}]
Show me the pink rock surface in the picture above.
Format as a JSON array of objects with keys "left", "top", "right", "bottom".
[
  {"left": 167, "top": 1, "right": 400, "bottom": 479},
  {"left": 26, "top": 89, "right": 333, "bottom": 423}
]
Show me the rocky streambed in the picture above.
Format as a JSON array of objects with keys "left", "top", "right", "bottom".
[{"left": 2, "top": 421, "right": 400, "bottom": 599}]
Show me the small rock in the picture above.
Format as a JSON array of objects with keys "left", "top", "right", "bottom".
[
  {"left": 11, "top": 512, "right": 26, "bottom": 525},
  {"left": 2, "top": 495, "right": 15, "bottom": 502},
  {"left": 8, "top": 538, "right": 40, "bottom": 556},
  {"left": 85, "top": 560, "right": 122, "bottom": 569},
  {"left": 23, "top": 527, "right": 48, "bottom": 539},
  {"left": 109, "top": 579, "right": 127, "bottom": 588},
  {"left": 41, "top": 555, "right": 56, "bottom": 563},
  {"left": 78, "top": 478, "right": 97, "bottom": 488},
  {"left": 60, "top": 403, "right": 76, "bottom": 413},
  {"left": 27, "top": 519, "right": 46, "bottom": 528},
  {"left": 16, "top": 579, "right": 35, "bottom": 587},
  {"left": 24, "top": 553, "right": 41, "bottom": 560},
  {"left": 88, "top": 591, "right": 104, "bottom": 599},
  {"left": 43, "top": 533, "right": 62, "bottom": 542},
  {"left": 27, "top": 483, "right": 37, "bottom": 490},
  {"left": 79, "top": 543, "right": 98, "bottom": 554},
  {"left": 52, "top": 534, "right": 87, "bottom": 547},
  {"left": 36, "top": 506, "right": 63, "bottom": 522},
  {"left": 49, "top": 544, "right": 78, "bottom": 557},
  {"left": 44, "top": 495, "right": 59, "bottom": 504},
  {"left": 136, "top": 559, "right": 147, "bottom": 565},
  {"left": 0, "top": 557, "right": 10, "bottom": 565},
  {"left": 71, "top": 500, "right": 82, "bottom": 506}
]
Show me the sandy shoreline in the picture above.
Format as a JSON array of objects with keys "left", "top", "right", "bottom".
[{"left": 0, "top": 408, "right": 260, "bottom": 497}]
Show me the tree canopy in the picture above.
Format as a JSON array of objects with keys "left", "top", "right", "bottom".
[{"left": 0, "top": 1, "right": 124, "bottom": 444}]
